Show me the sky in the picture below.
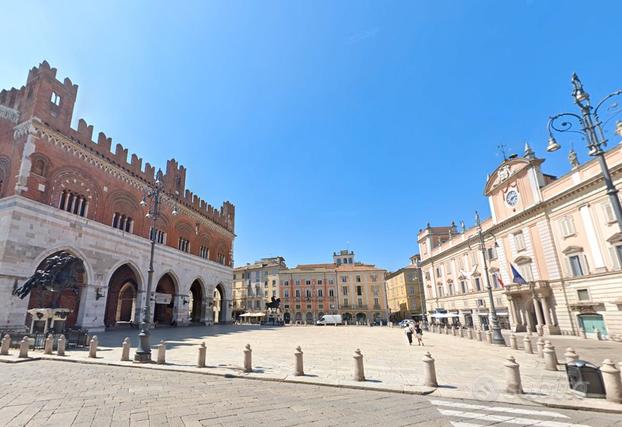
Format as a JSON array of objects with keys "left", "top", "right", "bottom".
[{"left": 3, "top": 1, "right": 622, "bottom": 271}]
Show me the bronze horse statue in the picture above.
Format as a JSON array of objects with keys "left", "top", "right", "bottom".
[{"left": 266, "top": 296, "right": 281, "bottom": 310}]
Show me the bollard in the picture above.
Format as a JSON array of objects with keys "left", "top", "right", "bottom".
[
  {"left": 523, "top": 335, "right": 533, "bottom": 354},
  {"left": 121, "top": 337, "right": 131, "bottom": 361},
  {"left": 156, "top": 340, "right": 166, "bottom": 364},
  {"left": 509, "top": 334, "right": 518, "bottom": 350},
  {"left": 580, "top": 328, "right": 587, "bottom": 339},
  {"left": 564, "top": 347, "right": 578, "bottom": 365},
  {"left": 600, "top": 359, "right": 622, "bottom": 403},
  {"left": 88, "top": 336, "right": 98, "bottom": 358},
  {"left": 445, "top": 326, "right": 450, "bottom": 335},
  {"left": 452, "top": 326, "right": 457, "bottom": 336},
  {"left": 422, "top": 352, "right": 438, "bottom": 387},
  {"left": 0, "top": 334, "right": 10, "bottom": 355},
  {"left": 18, "top": 336, "right": 29, "bottom": 358},
  {"left": 243, "top": 344, "right": 252, "bottom": 372},
  {"left": 536, "top": 337, "right": 545, "bottom": 358},
  {"left": 198, "top": 342, "right": 206, "bottom": 368},
  {"left": 486, "top": 330, "right": 492, "bottom": 344},
  {"left": 504, "top": 355, "right": 523, "bottom": 394},
  {"left": 476, "top": 329, "right": 482, "bottom": 342},
  {"left": 44, "top": 334, "right": 53, "bottom": 355},
  {"left": 57, "top": 334, "right": 66, "bottom": 356},
  {"left": 595, "top": 329, "right": 603, "bottom": 341},
  {"left": 467, "top": 328, "right": 473, "bottom": 339},
  {"left": 543, "top": 341, "right": 558, "bottom": 371},
  {"left": 459, "top": 327, "right": 464, "bottom": 338},
  {"left": 294, "top": 346, "right": 304, "bottom": 376},
  {"left": 353, "top": 349, "right": 365, "bottom": 381}
]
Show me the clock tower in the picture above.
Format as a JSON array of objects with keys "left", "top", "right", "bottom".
[{"left": 484, "top": 144, "right": 556, "bottom": 224}]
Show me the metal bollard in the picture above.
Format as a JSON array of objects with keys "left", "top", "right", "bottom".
[
  {"left": 121, "top": 337, "right": 131, "bottom": 361},
  {"left": 18, "top": 336, "right": 29, "bottom": 358},
  {"left": 57, "top": 334, "right": 66, "bottom": 356},
  {"left": 504, "top": 355, "right": 523, "bottom": 394},
  {"left": 467, "top": 328, "right": 473, "bottom": 339},
  {"left": 198, "top": 342, "right": 206, "bottom": 368},
  {"left": 600, "top": 359, "right": 622, "bottom": 403},
  {"left": 486, "top": 330, "right": 492, "bottom": 344},
  {"left": 0, "top": 334, "right": 10, "bottom": 355},
  {"left": 579, "top": 328, "right": 587, "bottom": 339},
  {"left": 353, "top": 349, "right": 365, "bottom": 381},
  {"left": 294, "top": 346, "right": 304, "bottom": 376},
  {"left": 422, "top": 352, "right": 438, "bottom": 387},
  {"left": 543, "top": 340, "right": 558, "bottom": 371},
  {"left": 243, "top": 344, "right": 252, "bottom": 372},
  {"left": 523, "top": 335, "right": 533, "bottom": 354},
  {"left": 157, "top": 340, "right": 166, "bottom": 364},
  {"left": 536, "top": 337, "right": 545, "bottom": 358},
  {"left": 44, "top": 334, "right": 53, "bottom": 355},
  {"left": 88, "top": 336, "right": 98, "bottom": 358},
  {"left": 564, "top": 347, "right": 578, "bottom": 365}
]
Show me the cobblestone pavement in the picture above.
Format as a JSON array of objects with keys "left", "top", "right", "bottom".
[{"left": 2, "top": 361, "right": 622, "bottom": 427}]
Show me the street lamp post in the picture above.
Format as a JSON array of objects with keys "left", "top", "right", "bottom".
[
  {"left": 475, "top": 211, "right": 506, "bottom": 345},
  {"left": 134, "top": 169, "right": 178, "bottom": 363},
  {"left": 546, "top": 73, "right": 622, "bottom": 230}
]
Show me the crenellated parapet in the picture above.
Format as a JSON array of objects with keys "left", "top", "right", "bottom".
[{"left": 0, "top": 60, "right": 235, "bottom": 233}]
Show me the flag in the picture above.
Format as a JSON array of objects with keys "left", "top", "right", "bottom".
[{"left": 511, "top": 264, "right": 527, "bottom": 285}]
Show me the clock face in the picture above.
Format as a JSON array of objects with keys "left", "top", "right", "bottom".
[{"left": 506, "top": 190, "right": 519, "bottom": 207}]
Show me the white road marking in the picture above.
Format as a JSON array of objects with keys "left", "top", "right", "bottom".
[
  {"left": 430, "top": 399, "right": 569, "bottom": 418},
  {"left": 437, "top": 409, "right": 591, "bottom": 427},
  {"left": 450, "top": 422, "right": 485, "bottom": 427}
]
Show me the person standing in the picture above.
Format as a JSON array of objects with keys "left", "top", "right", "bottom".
[
  {"left": 404, "top": 323, "right": 413, "bottom": 345},
  {"left": 414, "top": 322, "right": 424, "bottom": 346}
]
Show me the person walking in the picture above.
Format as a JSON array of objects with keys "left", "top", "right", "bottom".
[
  {"left": 404, "top": 323, "right": 413, "bottom": 345},
  {"left": 414, "top": 322, "right": 424, "bottom": 346}
]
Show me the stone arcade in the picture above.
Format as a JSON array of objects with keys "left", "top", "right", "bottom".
[{"left": 0, "top": 62, "right": 235, "bottom": 333}]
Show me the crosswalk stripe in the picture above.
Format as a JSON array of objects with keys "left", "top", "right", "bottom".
[
  {"left": 430, "top": 399, "right": 569, "bottom": 418},
  {"left": 450, "top": 422, "right": 485, "bottom": 427},
  {"left": 437, "top": 409, "right": 591, "bottom": 427}
]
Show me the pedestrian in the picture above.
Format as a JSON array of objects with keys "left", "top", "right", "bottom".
[
  {"left": 404, "top": 323, "right": 413, "bottom": 345},
  {"left": 414, "top": 322, "right": 424, "bottom": 346}
]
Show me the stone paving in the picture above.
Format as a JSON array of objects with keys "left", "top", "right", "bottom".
[
  {"left": 2, "top": 324, "right": 622, "bottom": 412},
  {"left": 2, "top": 360, "right": 622, "bottom": 426}
]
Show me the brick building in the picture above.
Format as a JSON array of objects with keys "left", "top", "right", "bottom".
[{"left": 0, "top": 61, "right": 235, "bottom": 333}]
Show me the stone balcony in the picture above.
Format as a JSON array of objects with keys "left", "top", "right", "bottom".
[{"left": 504, "top": 280, "right": 551, "bottom": 296}]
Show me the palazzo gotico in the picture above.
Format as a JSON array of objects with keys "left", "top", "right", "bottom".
[{"left": 0, "top": 61, "right": 235, "bottom": 333}]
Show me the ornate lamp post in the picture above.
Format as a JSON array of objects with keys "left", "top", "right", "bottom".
[
  {"left": 474, "top": 211, "right": 506, "bottom": 345},
  {"left": 134, "top": 169, "right": 178, "bottom": 362},
  {"left": 546, "top": 73, "right": 622, "bottom": 230}
]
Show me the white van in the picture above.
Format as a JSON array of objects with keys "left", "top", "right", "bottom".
[{"left": 316, "top": 314, "right": 343, "bottom": 326}]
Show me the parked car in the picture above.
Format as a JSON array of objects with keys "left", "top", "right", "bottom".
[{"left": 316, "top": 314, "right": 343, "bottom": 325}]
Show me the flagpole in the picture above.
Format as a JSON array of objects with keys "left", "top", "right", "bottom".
[{"left": 475, "top": 212, "right": 506, "bottom": 345}]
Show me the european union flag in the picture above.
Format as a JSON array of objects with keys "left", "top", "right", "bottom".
[{"left": 511, "top": 264, "right": 527, "bottom": 285}]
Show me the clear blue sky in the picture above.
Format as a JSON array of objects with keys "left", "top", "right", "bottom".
[{"left": 3, "top": 1, "right": 622, "bottom": 271}]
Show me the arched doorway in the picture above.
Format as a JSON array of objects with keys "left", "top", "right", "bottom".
[
  {"left": 18, "top": 251, "right": 86, "bottom": 332},
  {"left": 154, "top": 273, "right": 177, "bottom": 326},
  {"left": 305, "top": 312, "right": 314, "bottom": 324},
  {"left": 343, "top": 312, "right": 352, "bottom": 323},
  {"left": 283, "top": 312, "right": 291, "bottom": 324},
  {"left": 213, "top": 284, "right": 225, "bottom": 324},
  {"left": 356, "top": 312, "right": 367, "bottom": 323},
  {"left": 105, "top": 264, "right": 140, "bottom": 328},
  {"left": 295, "top": 312, "right": 302, "bottom": 324},
  {"left": 189, "top": 280, "right": 204, "bottom": 324}
]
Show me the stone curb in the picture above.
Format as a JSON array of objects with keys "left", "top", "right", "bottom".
[
  {"left": 23, "top": 355, "right": 437, "bottom": 397},
  {"left": 0, "top": 356, "right": 41, "bottom": 364}
]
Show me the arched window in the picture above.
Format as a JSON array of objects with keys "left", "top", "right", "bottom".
[
  {"left": 59, "top": 190, "right": 88, "bottom": 217},
  {"left": 112, "top": 212, "right": 134, "bottom": 232}
]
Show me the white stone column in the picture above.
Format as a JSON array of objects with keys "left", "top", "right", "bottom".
[{"left": 533, "top": 298, "right": 544, "bottom": 329}]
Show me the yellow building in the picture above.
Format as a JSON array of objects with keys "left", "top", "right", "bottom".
[
  {"left": 386, "top": 261, "right": 424, "bottom": 321},
  {"left": 232, "top": 257, "right": 286, "bottom": 321}
]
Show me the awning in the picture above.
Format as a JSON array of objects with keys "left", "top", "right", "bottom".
[
  {"left": 239, "top": 312, "right": 266, "bottom": 317},
  {"left": 431, "top": 312, "right": 459, "bottom": 318}
]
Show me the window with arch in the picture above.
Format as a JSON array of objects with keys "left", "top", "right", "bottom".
[
  {"left": 199, "top": 245, "right": 209, "bottom": 259},
  {"left": 31, "top": 157, "right": 48, "bottom": 177},
  {"left": 59, "top": 190, "right": 88, "bottom": 217},
  {"left": 112, "top": 212, "right": 133, "bottom": 232}
]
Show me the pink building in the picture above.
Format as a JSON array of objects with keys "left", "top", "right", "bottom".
[{"left": 418, "top": 143, "right": 622, "bottom": 340}]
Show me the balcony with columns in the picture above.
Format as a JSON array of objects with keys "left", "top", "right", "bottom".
[{"left": 504, "top": 280, "right": 561, "bottom": 335}]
